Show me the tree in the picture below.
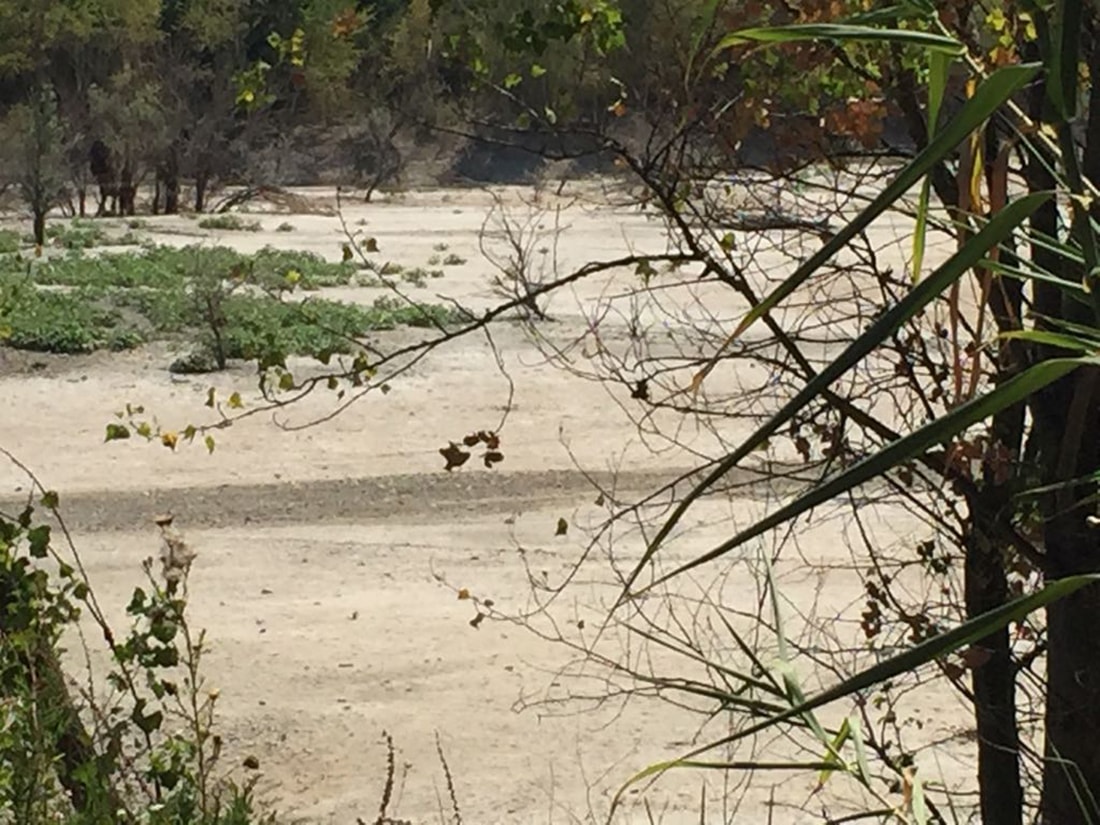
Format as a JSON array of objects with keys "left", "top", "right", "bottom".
[{"left": 1, "top": 86, "right": 67, "bottom": 245}]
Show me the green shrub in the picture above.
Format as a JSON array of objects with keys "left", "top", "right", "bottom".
[
  {"left": 197, "top": 214, "right": 262, "bottom": 232},
  {"left": 0, "top": 501, "right": 276, "bottom": 825},
  {"left": 43, "top": 219, "right": 108, "bottom": 250},
  {"left": 1, "top": 244, "right": 463, "bottom": 365},
  {"left": 250, "top": 246, "right": 361, "bottom": 289},
  {"left": 0, "top": 230, "right": 21, "bottom": 254},
  {"left": 0, "top": 277, "right": 142, "bottom": 353}
]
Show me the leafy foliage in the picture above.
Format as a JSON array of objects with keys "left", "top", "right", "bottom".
[
  {"left": 0, "top": 496, "right": 269, "bottom": 824},
  {"left": 0, "top": 244, "right": 465, "bottom": 361}
]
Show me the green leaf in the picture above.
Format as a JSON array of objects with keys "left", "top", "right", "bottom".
[
  {"left": 817, "top": 718, "right": 851, "bottom": 788},
  {"left": 912, "top": 49, "right": 952, "bottom": 282},
  {"left": 105, "top": 423, "right": 131, "bottom": 442},
  {"left": 1000, "top": 329, "right": 1097, "bottom": 352},
  {"left": 714, "top": 24, "right": 965, "bottom": 56},
  {"left": 131, "top": 701, "right": 164, "bottom": 735},
  {"left": 764, "top": 553, "right": 827, "bottom": 744},
  {"left": 911, "top": 769, "right": 931, "bottom": 824},
  {"left": 27, "top": 525, "right": 50, "bottom": 558},
  {"left": 622, "top": 190, "right": 1050, "bottom": 596},
  {"left": 204, "top": 434, "right": 216, "bottom": 454},
  {"left": 849, "top": 715, "right": 872, "bottom": 784},
  {"left": 503, "top": 72, "right": 522, "bottom": 89}
]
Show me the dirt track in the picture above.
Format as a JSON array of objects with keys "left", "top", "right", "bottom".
[{"left": 0, "top": 469, "right": 710, "bottom": 532}]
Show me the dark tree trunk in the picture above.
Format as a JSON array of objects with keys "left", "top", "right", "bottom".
[
  {"left": 32, "top": 209, "right": 46, "bottom": 247},
  {"left": 194, "top": 170, "right": 208, "bottom": 213},
  {"left": 961, "top": 130, "right": 1026, "bottom": 825},
  {"left": 164, "top": 172, "right": 179, "bottom": 214},
  {"left": 163, "top": 137, "right": 181, "bottom": 215},
  {"left": 118, "top": 162, "right": 136, "bottom": 217},
  {"left": 1042, "top": 512, "right": 1100, "bottom": 824},
  {"left": 1033, "top": 27, "right": 1100, "bottom": 819}
]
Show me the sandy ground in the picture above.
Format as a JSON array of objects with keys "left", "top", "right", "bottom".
[{"left": 0, "top": 184, "right": 978, "bottom": 823}]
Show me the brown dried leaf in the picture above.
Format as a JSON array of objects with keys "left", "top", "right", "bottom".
[
  {"left": 960, "top": 646, "right": 994, "bottom": 670},
  {"left": 440, "top": 442, "right": 470, "bottom": 471}
]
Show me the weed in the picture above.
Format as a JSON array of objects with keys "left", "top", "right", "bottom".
[
  {"left": 0, "top": 230, "right": 21, "bottom": 254},
  {"left": 0, "top": 275, "right": 143, "bottom": 353},
  {"left": 0, "top": 485, "right": 276, "bottom": 825},
  {"left": 427, "top": 254, "right": 441, "bottom": 266},
  {"left": 114, "top": 230, "right": 143, "bottom": 246},
  {"left": 35, "top": 219, "right": 108, "bottom": 250},
  {"left": 1, "top": 244, "right": 460, "bottom": 366},
  {"left": 197, "top": 214, "right": 262, "bottom": 232},
  {"left": 275, "top": 222, "right": 295, "bottom": 232},
  {"left": 379, "top": 261, "right": 404, "bottom": 276},
  {"left": 250, "top": 246, "right": 361, "bottom": 289},
  {"left": 442, "top": 253, "right": 467, "bottom": 266},
  {"left": 432, "top": 242, "right": 449, "bottom": 252}
]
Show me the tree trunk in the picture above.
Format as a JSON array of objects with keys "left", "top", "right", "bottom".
[
  {"left": 966, "top": 511, "right": 1024, "bottom": 825},
  {"left": 33, "top": 209, "right": 46, "bottom": 247},
  {"left": 959, "top": 129, "right": 1027, "bottom": 825},
  {"left": 164, "top": 170, "right": 179, "bottom": 214},
  {"left": 1042, "top": 518, "right": 1100, "bottom": 823},
  {"left": 1033, "top": 28, "right": 1100, "bottom": 817},
  {"left": 194, "top": 170, "right": 208, "bottom": 213}
]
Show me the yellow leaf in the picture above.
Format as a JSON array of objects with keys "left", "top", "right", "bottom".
[
  {"left": 457, "top": 588, "right": 471, "bottom": 600},
  {"left": 228, "top": 391, "right": 244, "bottom": 409},
  {"left": 161, "top": 432, "right": 179, "bottom": 450}
]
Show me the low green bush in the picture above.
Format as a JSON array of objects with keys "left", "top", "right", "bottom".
[
  {"left": 0, "top": 244, "right": 469, "bottom": 365},
  {"left": 0, "top": 276, "right": 143, "bottom": 353},
  {"left": 197, "top": 214, "right": 262, "bottom": 232}
]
